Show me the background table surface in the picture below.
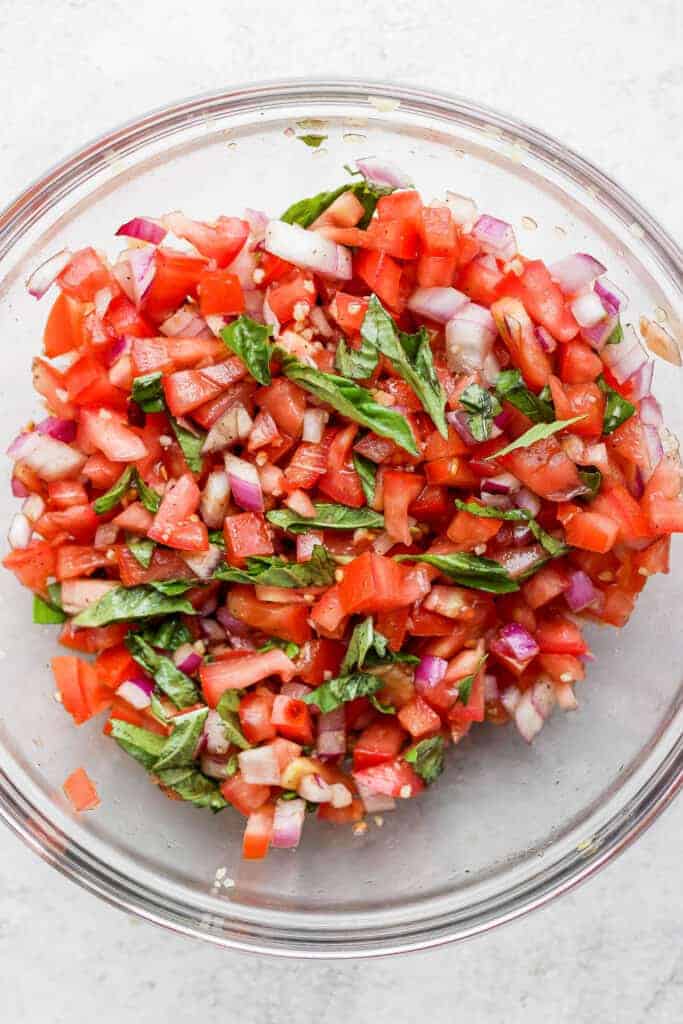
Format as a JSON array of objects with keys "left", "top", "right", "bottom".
[{"left": 0, "top": 1, "right": 681, "bottom": 1020}]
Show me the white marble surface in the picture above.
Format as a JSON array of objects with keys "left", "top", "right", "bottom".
[{"left": 0, "top": 0, "right": 681, "bottom": 1019}]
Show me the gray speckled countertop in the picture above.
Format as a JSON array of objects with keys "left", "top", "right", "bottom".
[{"left": 1, "top": 1, "right": 681, "bottom": 1019}]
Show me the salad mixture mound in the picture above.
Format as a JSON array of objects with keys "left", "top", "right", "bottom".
[{"left": 5, "top": 161, "right": 682, "bottom": 858}]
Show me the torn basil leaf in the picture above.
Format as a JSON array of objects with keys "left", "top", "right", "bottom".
[
  {"left": 459, "top": 383, "right": 503, "bottom": 442},
  {"left": 453, "top": 500, "right": 568, "bottom": 558},
  {"left": 33, "top": 593, "right": 67, "bottom": 624},
  {"left": 495, "top": 369, "right": 555, "bottom": 424},
  {"left": 404, "top": 735, "right": 444, "bottom": 784},
  {"left": 487, "top": 416, "right": 585, "bottom": 459},
  {"left": 131, "top": 372, "right": 165, "bottom": 413},
  {"left": 155, "top": 767, "right": 227, "bottom": 811},
  {"left": 170, "top": 416, "right": 205, "bottom": 473},
  {"left": 93, "top": 465, "right": 135, "bottom": 515},
  {"left": 395, "top": 551, "right": 519, "bottom": 593},
  {"left": 138, "top": 616, "right": 193, "bottom": 652},
  {"left": 352, "top": 452, "right": 377, "bottom": 505},
  {"left": 334, "top": 334, "right": 379, "bottom": 380},
  {"left": 152, "top": 707, "right": 208, "bottom": 772},
  {"left": 280, "top": 180, "right": 390, "bottom": 230},
  {"left": 303, "top": 673, "right": 383, "bottom": 714},
  {"left": 267, "top": 501, "right": 384, "bottom": 534},
  {"left": 126, "top": 633, "right": 199, "bottom": 708},
  {"left": 127, "top": 537, "right": 156, "bottom": 569},
  {"left": 214, "top": 545, "right": 336, "bottom": 587},
  {"left": 578, "top": 466, "right": 602, "bottom": 500},
  {"left": 109, "top": 719, "right": 167, "bottom": 770},
  {"left": 72, "top": 585, "right": 196, "bottom": 628},
  {"left": 597, "top": 377, "right": 635, "bottom": 435},
  {"left": 221, "top": 316, "right": 273, "bottom": 386}
]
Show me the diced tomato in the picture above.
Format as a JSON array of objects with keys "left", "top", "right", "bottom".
[
  {"left": 564, "top": 509, "right": 618, "bottom": 553},
  {"left": 410, "top": 605, "right": 461, "bottom": 637},
  {"left": 548, "top": 376, "right": 605, "bottom": 438},
  {"left": 446, "top": 502, "right": 502, "bottom": 548},
  {"left": 166, "top": 214, "right": 249, "bottom": 267},
  {"left": 352, "top": 719, "right": 407, "bottom": 770},
  {"left": 142, "top": 249, "right": 207, "bottom": 323},
  {"left": 164, "top": 360, "right": 246, "bottom": 417},
  {"left": 197, "top": 269, "right": 244, "bottom": 316},
  {"left": 294, "top": 639, "right": 344, "bottom": 686},
  {"left": 31, "top": 357, "right": 76, "bottom": 419},
  {"left": 112, "top": 501, "right": 154, "bottom": 535},
  {"left": 220, "top": 774, "right": 270, "bottom": 816},
  {"left": 317, "top": 798, "right": 364, "bottom": 824},
  {"left": 423, "top": 426, "right": 469, "bottom": 462},
  {"left": 239, "top": 689, "right": 277, "bottom": 743},
  {"left": 418, "top": 205, "right": 457, "bottom": 256},
  {"left": 354, "top": 249, "right": 403, "bottom": 311},
  {"left": 424, "top": 457, "right": 478, "bottom": 488},
  {"left": 538, "top": 653, "right": 585, "bottom": 684},
  {"left": 257, "top": 379, "right": 307, "bottom": 439},
  {"left": 130, "top": 336, "right": 225, "bottom": 375},
  {"left": 491, "top": 297, "right": 553, "bottom": 390},
  {"left": 458, "top": 254, "right": 504, "bottom": 306},
  {"left": 309, "top": 585, "right": 347, "bottom": 638},
  {"left": 375, "top": 607, "right": 410, "bottom": 651},
  {"left": 408, "top": 484, "right": 451, "bottom": 523},
  {"left": 591, "top": 483, "right": 653, "bottom": 543},
  {"left": 522, "top": 563, "right": 569, "bottom": 609},
  {"left": 116, "top": 545, "right": 194, "bottom": 586},
  {"left": 381, "top": 471, "right": 425, "bottom": 545},
  {"left": 448, "top": 666, "right": 486, "bottom": 726},
  {"left": 79, "top": 408, "right": 148, "bottom": 462},
  {"left": 338, "top": 552, "right": 420, "bottom": 615},
  {"left": 82, "top": 453, "right": 122, "bottom": 490},
  {"left": 242, "top": 803, "right": 275, "bottom": 860},
  {"left": 535, "top": 616, "right": 588, "bottom": 656},
  {"left": 147, "top": 472, "right": 199, "bottom": 539},
  {"left": 43, "top": 292, "right": 83, "bottom": 357},
  {"left": 641, "top": 458, "right": 683, "bottom": 534},
  {"left": 417, "top": 252, "right": 458, "bottom": 288},
  {"left": 223, "top": 512, "right": 273, "bottom": 566},
  {"left": 104, "top": 294, "right": 154, "bottom": 338},
  {"left": 3, "top": 540, "right": 56, "bottom": 595},
  {"left": 62, "top": 768, "right": 100, "bottom": 812},
  {"left": 267, "top": 270, "right": 316, "bottom": 323},
  {"left": 633, "top": 535, "right": 670, "bottom": 576},
  {"left": 558, "top": 339, "right": 604, "bottom": 384},
  {"left": 60, "top": 622, "right": 128, "bottom": 655},
  {"left": 283, "top": 441, "right": 328, "bottom": 491},
  {"left": 271, "top": 694, "right": 314, "bottom": 745},
  {"left": 398, "top": 696, "right": 442, "bottom": 739},
  {"left": 52, "top": 655, "right": 113, "bottom": 724},
  {"left": 64, "top": 354, "right": 127, "bottom": 410},
  {"left": 499, "top": 435, "right": 584, "bottom": 501},
  {"left": 352, "top": 758, "right": 424, "bottom": 798},
  {"left": 227, "top": 586, "right": 312, "bottom": 645},
  {"left": 497, "top": 260, "right": 579, "bottom": 342},
  {"left": 104, "top": 698, "right": 170, "bottom": 737},
  {"left": 200, "top": 649, "right": 295, "bottom": 706},
  {"left": 58, "top": 247, "right": 114, "bottom": 302},
  {"left": 56, "top": 545, "right": 110, "bottom": 580},
  {"left": 47, "top": 480, "right": 88, "bottom": 509},
  {"left": 329, "top": 292, "right": 368, "bottom": 334},
  {"left": 318, "top": 459, "right": 365, "bottom": 507}
]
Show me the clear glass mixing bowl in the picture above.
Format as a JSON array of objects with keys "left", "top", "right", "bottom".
[{"left": 0, "top": 80, "right": 680, "bottom": 958}]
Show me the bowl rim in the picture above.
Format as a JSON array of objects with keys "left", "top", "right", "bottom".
[{"left": 0, "top": 77, "right": 681, "bottom": 958}]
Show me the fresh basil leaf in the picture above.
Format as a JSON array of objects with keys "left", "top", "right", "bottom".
[
  {"left": 361, "top": 296, "right": 447, "bottom": 436},
  {"left": 131, "top": 372, "right": 165, "bottom": 413},
  {"left": 93, "top": 465, "right": 135, "bottom": 515},
  {"left": 578, "top": 466, "right": 602, "bottom": 500},
  {"left": 221, "top": 316, "right": 273, "bottom": 386},
  {"left": 352, "top": 452, "right": 377, "bottom": 506},
  {"left": 73, "top": 585, "right": 195, "bottom": 628},
  {"left": 155, "top": 767, "right": 227, "bottom": 812},
  {"left": 606, "top": 320, "right": 624, "bottom": 345},
  {"left": 33, "top": 594, "right": 67, "bottom": 624},
  {"left": 303, "top": 672, "right": 383, "bottom": 713},
  {"left": 340, "top": 617, "right": 376, "bottom": 674},
  {"left": 138, "top": 617, "right": 193, "bottom": 652},
  {"left": 370, "top": 695, "right": 396, "bottom": 714},
  {"left": 597, "top": 377, "right": 636, "bottom": 435},
  {"left": 267, "top": 501, "right": 384, "bottom": 534},
  {"left": 152, "top": 707, "right": 208, "bottom": 771},
  {"left": 495, "top": 369, "right": 555, "bottom": 424},
  {"left": 214, "top": 545, "right": 336, "bottom": 587},
  {"left": 258, "top": 639, "right": 301, "bottom": 659},
  {"left": 453, "top": 500, "right": 568, "bottom": 558},
  {"left": 208, "top": 529, "right": 226, "bottom": 548},
  {"left": 225, "top": 754, "right": 239, "bottom": 777},
  {"left": 298, "top": 134, "right": 327, "bottom": 148},
  {"left": 487, "top": 416, "right": 585, "bottom": 459},
  {"left": 149, "top": 579, "right": 198, "bottom": 596},
  {"left": 149, "top": 692, "right": 170, "bottom": 725},
  {"left": 280, "top": 180, "right": 390, "bottom": 230},
  {"left": 404, "top": 735, "right": 444, "bottom": 784},
  {"left": 170, "top": 416, "right": 205, "bottom": 473},
  {"left": 395, "top": 551, "right": 519, "bottom": 593},
  {"left": 135, "top": 473, "right": 162, "bottom": 514},
  {"left": 47, "top": 582, "right": 63, "bottom": 607},
  {"left": 127, "top": 537, "right": 156, "bottom": 569},
  {"left": 459, "top": 383, "right": 503, "bottom": 442},
  {"left": 278, "top": 353, "right": 418, "bottom": 455},
  {"left": 456, "top": 655, "right": 487, "bottom": 705},
  {"left": 216, "top": 690, "right": 242, "bottom": 715},
  {"left": 334, "top": 335, "right": 379, "bottom": 380},
  {"left": 109, "top": 719, "right": 167, "bottom": 770},
  {"left": 215, "top": 698, "right": 251, "bottom": 750},
  {"left": 126, "top": 633, "right": 199, "bottom": 708}
]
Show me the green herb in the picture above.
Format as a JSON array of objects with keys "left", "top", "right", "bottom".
[
  {"left": 131, "top": 372, "right": 165, "bottom": 413},
  {"left": 149, "top": 692, "right": 170, "bottom": 724},
  {"left": 487, "top": 417, "right": 585, "bottom": 459},
  {"left": 93, "top": 465, "right": 135, "bottom": 515},
  {"left": 225, "top": 754, "right": 239, "bottom": 777},
  {"left": 135, "top": 473, "right": 162, "bottom": 514},
  {"left": 360, "top": 296, "right": 447, "bottom": 436},
  {"left": 578, "top": 466, "right": 602, "bottom": 500},
  {"left": 278, "top": 353, "right": 418, "bottom": 455},
  {"left": 334, "top": 335, "right": 379, "bottom": 380},
  {"left": 155, "top": 767, "right": 227, "bottom": 812},
  {"left": 395, "top": 551, "right": 518, "bottom": 593},
  {"left": 126, "top": 633, "right": 199, "bottom": 708},
  {"left": 280, "top": 789, "right": 301, "bottom": 800},
  {"left": 221, "top": 316, "right": 273, "bottom": 386},
  {"left": 459, "top": 383, "right": 503, "bottom": 442},
  {"left": 109, "top": 719, "right": 167, "bottom": 770},
  {"left": 216, "top": 690, "right": 241, "bottom": 714},
  {"left": 456, "top": 655, "right": 488, "bottom": 705},
  {"left": 597, "top": 377, "right": 636, "bottom": 435},
  {"left": 267, "top": 501, "right": 384, "bottom": 534},
  {"left": 303, "top": 673, "right": 383, "bottom": 713},
  {"left": 495, "top": 369, "right": 555, "bottom": 423},
  {"left": 149, "top": 579, "right": 199, "bottom": 596},
  {"left": 352, "top": 452, "right": 377, "bottom": 505},
  {"left": 72, "top": 585, "right": 195, "bottom": 628},
  {"left": 258, "top": 639, "right": 301, "bottom": 659},
  {"left": 606, "top": 320, "right": 624, "bottom": 345},
  {"left": 138, "top": 617, "right": 193, "bottom": 652},
  {"left": 370, "top": 695, "right": 396, "bottom": 714},
  {"left": 453, "top": 500, "right": 568, "bottom": 558},
  {"left": 47, "top": 582, "right": 63, "bottom": 607},
  {"left": 127, "top": 537, "right": 156, "bottom": 568},
  {"left": 152, "top": 707, "right": 208, "bottom": 771},
  {"left": 404, "top": 736, "right": 444, "bottom": 784},
  {"left": 170, "top": 416, "right": 205, "bottom": 473},
  {"left": 208, "top": 529, "right": 226, "bottom": 548},
  {"left": 215, "top": 695, "right": 250, "bottom": 750},
  {"left": 280, "top": 180, "right": 390, "bottom": 230},
  {"left": 340, "top": 616, "right": 417, "bottom": 674},
  {"left": 214, "top": 545, "right": 336, "bottom": 587},
  {"left": 33, "top": 593, "right": 67, "bottom": 624},
  {"left": 298, "top": 134, "right": 327, "bottom": 148}
]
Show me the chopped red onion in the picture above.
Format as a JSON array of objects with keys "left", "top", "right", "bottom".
[
  {"left": 200, "top": 753, "right": 235, "bottom": 780},
  {"left": 272, "top": 797, "right": 306, "bottom": 849},
  {"left": 629, "top": 361, "right": 654, "bottom": 401},
  {"left": 26, "top": 248, "right": 72, "bottom": 299},
  {"left": 642, "top": 425, "right": 664, "bottom": 476},
  {"left": 243, "top": 290, "right": 265, "bottom": 321},
  {"left": 515, "top": 487, "right": 541, "bottom": 518},
  {"left": 103, "top": 333, "right": 131, "bottom": 368},
  {"left": 20, "top": 493, "right": 45, "bottom": 523},
  {"left": 601, "top": 324, "right": 647, "bottom": 384},
  {"left": 239, "top": 745, "right": 281, "bottom": 785},
  {"left": 265, "top": 220, "right": 352, "bottom": 280},
  {"left": 483, "top": 674, "right": 499, "bottom": 702},
  {"left": 491, "top": 622, "right": 540, "bottom": 664},
  {"left": 548, "top": 253, "right": 606, "bottom": 295},
  {"left": 500, "top": 685, "right": 521, "bottom": 715},
  {"left": 639, "top": 395, "right": 663, "bottom": 428},
  {"left": 448, "top": 410, "right": 477, "bottom": 447},
  {"left": 11, "top": 477, "right": 30, "bottom": 499},
  {"left": 581, "top": 313, "right": 619, "bottom": 351},
  {"left": 126, "top": 246, "right": 157, "bottom": 307},
  {"left": 511, "top": 523, "right": 533, "bottom": 546},
  {"left": 415, "top": 655, "right": 448, "bottom": 688},
  {"left": 514, "top": 681, "right": 555, "bottom": 743},
  {"left": 472, "top": 215, "right": 517, "bottom": 262},
  {"left": 8, "top": 513, "right": 32, "bottom": 549},
  {"left": 182, "top": 545, "right": 224, "bottom": 580},
  {"left": 565, "top": 570, "right": 598, "bottom": 612},
  {"left": 36, "top": 417, "right": 77, "bottom": 443},
  {"left": 356, "top": 781, "right": 396, "bottom": 813},
  {"left": 535, "top": 325, "right": 557, "bottom": 353},
  {"left": 317, "top": 708, "right": 346, "bottom": 758},
  {"left": 199, "top": 617, "right": 227, "bottom": 643},
  {"left": 174, "top": 646, "right": 203, "bottom": 674},
  {"left": 445, "top": 302, "right": 496, "bottom": 372},
  {"left": 200, "top": 470, "right": 231, "bottom": 529},
  {"left": 408, "top": 286, "right": 469, "bottom": 324},
  {"left": 263, "top": 294, "right": 280, "bottom": 336},
  {"left": 302, "top": 408, "right": 328, "bottom": 443},
  {"left": 297, "top": 530, "right": 324, "bottom": 562},
  {"left": 116, "top": 678, "right": 153, "bottom": 710},
  {"left": 10, "top": 433, "right": 86, "bottom": 482},
  {"left": 160, "top": 308, "right": 211, "bottom": 338},
  {"left": 298, "top": 773, "right": 332, "bottom": 803},
  {"left": 355, "top": 158, "right": 413, "bottom": 190},
  {"left": 595, "top": 277, "right": 628, "bottom": 315},
  {"left": 309, "top": 305, "right": 334, "bottom": 339},
  {"left": 243, "top": 208, "right": 269, "bottom": 240},
  {"left": 202, "top": 403, "right": 253, "bottom": 454},
  {"left": 555, "top": 683, "right": 578, "bottom": 712},
  {"left": 116, "top": 217, "right": 166, "bottom": 245},
  {"left": 281, "top": 680, "right": 312, "bottom": 699},
  {"left": 94, "top": 522, "right": 119, "bottom": 549},
  {"left": 225, "top": 454, "right": 264, "bottom": 512},
  {"left": 445, "top": 192, "right": 478, "bottom": 232},
  {"left": 216, "top": 607, "right": 250, "bottom": 635},
  {"left": 570, "top": 291, "right": 607, "bottom": 329},
  {"left": 479, "top": 491, "right": 513, "bottom": 510},
  {"left": 330, "top": 783, "right": 352, "bottom": 809},
  {"left": 482, "top": 472, "right": 519, "bottom": 495}
]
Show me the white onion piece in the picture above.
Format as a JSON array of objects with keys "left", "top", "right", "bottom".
[
  {"left": 243, "top": 208, "right": 269, "bottom": 240},
  {"left": 11, "top": 433, "right": 86, "bottom": 482},
  {"left": 500, "top": 686, "right": 521, "bottom": 715},
  {"left": 200, "top": 754, "right": 234, "bottom": 780},
  {"left": 329, "top": 783, "right": 353, "bottom": 809},
  {"left": 258, "top": 462, "right": 284, "bottom": 497},
  {"left": 60, "top": 579, "right": 118, "bottom": 615},
  {"left": 548, "top": 253, "right": 606, "bottom": 295},
  {"left": 309, "top": 305, "right": 334, "bottom": 339},
  {"left": 204, "top": 709, "right": 231, "bottom": 755},
  {"left": 371, "top": 531, "right": 395, "bottom": 555},
  {"left": 595, "top": 277, "right": 629, "bottom": 315},
  {"left": 356, "top": 158, "right": 413, "bottom": 189},
  {"left": 116, "top": 680, "right": 152, "bottom": 710},
  {"left": 555, "top": 682, "right": 579, "bottom": 712},
  {"left": 298, "top": 773, "right": 332, "bottom": 803},
  {"left": 570, "top": 291, "right": 607, "bottom": 328},
  {"left": 204, "top": 314, "right": 228, "bottom": 338},
  {"left": 356, "top": 781, "right": 396, "bottom": 813},
  {"left": 408, "top": 286, "right": 469, "bottom": 324},
  {"left": 640, "top": 395, "right": 663, "bottom": 428},
  {"left": 445, "top": 192, "right": 478, "bottom": 232},
  {"left": 182, "top": 544, "right": 223, "bottom": 579},
  {"left": 200, "top": 470, "right": 230, "bottom": 529},
  {"left": 225, "top": 454, "right": 264, "bottom": 513},
  {"left": 285, "top": 488, "right": 317, "bottom": 518},
  {"left": 26, "top": 249, "right": 72, "bottom": 299},
  {"left": 264, "top": 220, "right": 352, "bottom": 280},
  {"left": 445, "top": 302, "right": 496, "bottom": 372},
  {"left": 94, "top": 522, "right": 119, "bottom": 549},
  {"left": 514, "top": 680, "right": 556, "bottom": 743},
  {"left": 94, "top": 286, "right": 114, "bottom": 318},
  {"left": 473, "top": 215, "right": 517, "bottom": 261},
  {"left": 272, "top": 798, "right": 306, "bottom": 850},
  {"left": 21, "top": 493, "right": 46, "bottom": 523},
  {"left": 640, "top": 317, "right": 682, "bottom": 367},
  {"left": 8, "top": 513, "right": 32, "bottom": 549},
  {"left": 160, "top": 308, "right": 211, "bottom": 339},
  {"left": 238, "top": 746, "right": 281, "bottom": 785},
  {"left": 601, "top": 324, "right": 648, "bottom": 384},
  {"left": 262, "top": 294, "right": 280, "bottom": 336},
  {"left": 227, "top": 238, "right": 259, "bottom": 290},
  {"left": 482, "top": 352, "right": 501, "bottom": 386},
  {"left": 202, "top": 403, "right": 253, "bottom": 453},
  {"left": 302, "top": 408, "right": 327, "bottom": 443}
]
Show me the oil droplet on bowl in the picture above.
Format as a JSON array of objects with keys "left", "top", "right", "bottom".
[
  {"left": 343, "top": 132, "right": 367, "bottom": 145},
  {"left": 654, "top": 307, "right": 669, "bottom": 323},
  {"left": 521, "top": 216, "right": 538, "bottom": 231}
]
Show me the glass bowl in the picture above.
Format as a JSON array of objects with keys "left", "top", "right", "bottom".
[{"left": 0, "top": 80, "right": 680, "bottom": 958}]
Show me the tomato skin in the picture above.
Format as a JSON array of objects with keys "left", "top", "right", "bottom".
[
  {"left": 220, "top": 774, "right": 270, "bottom": 816},
  {"left": 383, "top": 471, "right": 425, "bottom": 545},
  {"left": 283, "top": 440, "right": 329, "bottom": 492},
  {"left": 48, "top": 480, "right": 88, "bottom": 509},
  {"left": 63, "top": 768, "right": 100, "bottom": 812},
  {"left": 497, "top": 260, "right": 579, "bottom": 342},
  {"left": 491, "top": 297, "right": 553, "bottom": 390},
  {"left": 398, "top": 696, "right": 442, "bottom": 739},
  {"left": 43, "top": 292, "right": 83, "bottom": 357},
  {"left": 558, "top": 339, "right": 604, "bottom": 384},
  {"left": 116, "top": 545, "right": 194, "bottom": 587},
  {"left": 564, "top": 509, "right": 619, "bottom": 553},
  {"left": 446, "top": 504, "right": 502, "bottom": 548},
  {"left": 58, "top": 247, "right": 114, "bottom": 302},
  {"left": 3, "top": 540, "right": 56, "bottom": 595},
  {"left": 338, "top": 552, "right": 420, "bottom": 616},
  {"left": 329, "top": 292, "right": 368, "bottom": 333},
  {"left": 353, "top": 718, "right": 408, "bottom": 770},
  {"left": 354, "top": 249, "right": 403, "bottom": 311},
  {"left": 317, "top": 798, "right": 364, "bottom": 824},
  {"left": 408, "top": 484, "right": 451, "bottom": 523},
  {"left": 352, "top": 758, "right": 424, "bottom": 798},
  {"left": 131, "top": 336, "right": 225, "bottom": 376},
  {"left": 417, "top": 252, "right": 458, "bottom": 287},
  {"left": 242, "top": 804, "right": 275, "bottom": 860},
  {"left": 271, "top": 694, "right": 314, "bottom": 745},
  {"left": 458, "top": 254, "right": 504, "bottom": 306},
  {"left": 419, "top": 205, "right": 457, "bottom": 256},
  {"left": 500, "top": 435, "right": 584, "bottom": 501},
  {"left": 142, "top": 249, "right": 207, "bottom": 323},
  {"left": 267, "top": 269, "right": 316, "bottom": 323},
  {"left": 295, "top": 639, "right": 345, "bottom": 686},
  {"left": 591, "top": 483, "right": 653, "bottom": 543},
  {"left": 55, "top": 545, "right": 110, "bottom": 580},
  {"left": 548, "top": 376, "right": 605, "bottom": 437},
  {"left": 257, "top": 379, "right": 306, "bottom": 438},
  {"left": 223, "top": 513, "right": 274, "bottom": 566},
  {"left": 227, "top": 585, "right": 312, "bottom": 645},
  {"left": 197, "top": 269, "right": 245, "bottom": 316},
  {"left": 309, "top": 585, "right": 347, "bottom": 638},
  {"left": 522, "top": 563, "right": 569, "bottom": 609},
  {"left": 239, "top": 690, "right": 277, "bottom": 743}
]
